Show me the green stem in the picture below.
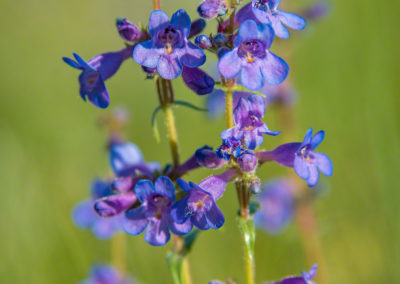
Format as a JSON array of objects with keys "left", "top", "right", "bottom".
[
  {"left": 225, "top": 86, "right": 234, "bottom": 129},
  {"left": 111, "top": 233, "right": 126, "bottom": 274}
]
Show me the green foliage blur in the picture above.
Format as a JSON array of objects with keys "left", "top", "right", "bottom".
[{"left": 0, "top": 0, "right": 399, "bottom": 283}]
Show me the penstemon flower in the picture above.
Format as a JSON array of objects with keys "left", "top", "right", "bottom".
[
  {"left": 116, "top": 18, "right": 143, "bottom": 42},
  {"left": 73, "top": 179, "right": 122, "bottom": 239},
  {"left": 263, "top": 264, "right": 318, "bottom": 284},
  {"left": 218, "top": 20, "right": 289, "bottom": 90},
  {"left": 62, "top": 47, "right": 132, "bottom": 108},
  {"left": 122, "top": 177, "right": 192, "bottom": 246},
  {"left": 80, "top": 265, "right": 135, "bottom": 284},
  {"left": 133, "top": 9, "right": 206, "bottom": 79},
  {"left": 197, "top": 0, "right": 228, "bottom": 20},
  {"left": 252, "top": 0, "right": 306, "bottom": 39},
  {"left": 221, "top": 95, "right": 279, "bottom": 150}
]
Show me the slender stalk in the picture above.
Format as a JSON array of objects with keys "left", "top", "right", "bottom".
[
  {"left": 153, "top": 0, "right": 160, "bottom": 10},
  {"left": 111, "top": 233, "right": 126, "bottom": 274},
  {"left": 163, "top": 103, "right": 180, "bottom": 166},
  {"left": 225, "top": 86, "right": 234, "bottom": 128}
]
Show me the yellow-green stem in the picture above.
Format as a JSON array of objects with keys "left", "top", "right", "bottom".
[
  {"left": 225, "top": 88, "right": 234, "bottom": 128},
  {"left": 244, "top": 242, "right": 255, "bottom": 284},
  {"left": 153, "top": 0, "right": 160, "bottom": 10},
  {"left": 111, "top": 233, "right": 126, "bottom": 274},
  {"left": 182, "top": 258, "right": 193, "bottom": 284},
  {"left": 163, "top": 104, "right": 180, "bottom": 166}
]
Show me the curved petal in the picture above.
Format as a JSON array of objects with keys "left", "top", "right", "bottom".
[
  {"left": 157, "top": 55, "right": 183, "bottom": 79},
  {"left": 73, "top": 53, "right": 92, "bottom": 69},
  {"left": 294, "top": 156, "right": 310, "bottom": 179},
  {"left": 86, "top": 78, "right": 110, "bottom": 109},
  {"left": 241, "top": 63, "right": 264, "bottom": 90},
  {"left": 182, "top": 66, "right": 214, "bottom": 95},
  {"left": 123, "top": 207, "right": 148, "bottom": 235},
  {"left": 235, "top": 19, "right": 259, "bottom": 46},
  {"left": 134, "top": 180, "right": 155, "bottom": 203},
  {"left": 94, "top": 193, "right": 137, "bottom": 217},
  {"left": 301, "top": 128, "right": 313, "bottom": 146},
  {"left": 307, "top": 164, "right": 319, "bottom": 187},
  {"left": 168, "top": 216, "right": 193, "bottom": 235},
  {"left": 133, "top": 40, "right": 161, "bottom": 68},
  {"left": 217, "top": 49, "right": 242, "bottom": 79},
  {"left": 145, "top": 217, "right": 170, "bottom": 246},
  {"left": 148, "top": 10, "right": 170, "bottom": 37},
  {"left": 192, "top": 213, "right": 210, "bottom": 230},
  {"left": 180, "top": 42, "right": 206, "bottom": 67},
  {"left": 62, "top": 57, "right": 82, "bottom": 69},
  {"left": 198, "top": 169, "right": 237, "bottom": 200},
  {"left": 311, "top": 130, "right": 325, "bottom": 149},
  {"left": 205, "top": 201, "right": 225, "bottom": 229},
  {"left": 170, "top": 196, "right": 190, "bottom": 224},
  {"left": 314, "top": 152, "right": 333, "bottom": 177},
  {"left": 277, "top": 10, "right": 306, "bottom": 30},
  {"left": 257, "top": 23, "right": 274, "bottom": 49},
  {"left": 154, "top": 176, "right": 175, "bottom": 201},
  {"left": 233, "top": 97, "right": 250, "bottom": 126},
  {"left": 72, "top": 199, "right": 96, "bottom": 228},
  {"left": 177, "top": 179, "right": 192, "bottom": 193},
  {"left": 243, "top": 130, "right": 263, "bottom": 149},
  {"left": 248, "top": 94, "right": 265, "bottom": 117},
  {"left": 171, "top": 9, "right": 191, "bottom": 37},
  {"left": 261, "top": 51, "right": 289, "bottom": 85},
  {"left": 220, "top": 127, "right": 236, "bottom": 140},
  {"left": 270, "top": 15, "right": 289, "bottom": 39}
]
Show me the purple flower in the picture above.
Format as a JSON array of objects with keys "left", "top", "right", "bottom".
[
  {"left": 189, "top": 19, "right": 207, "bottom": 38},
  {"left": 254, "top": 179, "right": 294, "bottom": 234},
  {"left": 197, "top": 0, "right": 228, "bottom": 20},
  {"left": 195, "top": 146, "right": 226, "bottom": 169},
  {"left": 216, "top": 136, "right": 243, "bottom": 160},
  {"left": 264, "top": 264, "right": 318, "bottom": 284},
  {"left": 80, "top": 265, "right": 134, "bottom": 284},
  {"left": 294, "top": 128, "right": 332, "bottom": 187},
  {"left": 257, "top": 128, "right": 332, "bottom": 187},
  {"left": 302, "top": 2, "right": 330, "bottom": 21},
  {"left": 72, "top": 179, "right": 122, "bottom": 240},
  {"left": 109, "top": 142, "right": 160, "bottom": 177},
  {"left": 182, "top": 66, "right": 215, "bottom": 95},
  {"left": 116, "top": 18, "right": 143, "bottom": 42},
  {"left": 221, "top": 95, "right": 279, "bottom": 150},
  {"left": 62, "top": 47, "right": 132, "bottom": 108},
  {"left": 171, "top": 179, "right": 225, "bottom": 230},
  {"left": 122, "top": 177, "right": 192, "bottom": 246},
  {"left": 133, "top": 9, "right": 206, "bottom": 80},
  {"left": 237, "top": 150, "right": 258, "bottom": 173},
  {"left": 252, "top": 0, "right": 306, "bottom": 39},
  {"left": 218, "top": 20, "right": 289, "bottom": 90}
]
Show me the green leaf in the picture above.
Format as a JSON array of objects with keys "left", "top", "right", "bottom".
[
  {"left": 238, "top": 217, "right": 256, "bottom": 260},
  {"left": 183, "top": 229, "right": 200, "bottom": 256},
  {"left": 166, "top": 252, "right": 183, "bottom": 284},
  {"left": 234, "top": 84, "right": 266, "bottom": 98},
  {"left": 151, "top": 105, "right": 162, "bottom": 143},
  {"left": 174, "top": 100, "right": 208, "bottom": 112}
]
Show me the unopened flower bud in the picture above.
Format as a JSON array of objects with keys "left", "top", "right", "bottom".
[
  {"left": 195, "top": 146, "right": 226, "bottom": 169},
  {"left": 238, "top": 151, "right": 258, "bottom": 173},
  {"left": 116, "top": 18, "right": 142, "bottom": 42},
  {"left": 189, "top": 19, "right": 206, "bottom": 38},
  {"left": 213, "top": 33, "right": 227, "bottom": 47},
  {"left": 195, "top": 35, "right": 212, "bottom": 49}
]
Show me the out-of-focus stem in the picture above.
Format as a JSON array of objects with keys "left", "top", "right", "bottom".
[
  {"left": 225, "top": 87, "right": 234, "bottom": 128},
  {"left": 153, "top": 0, "right": 160, "bottom": 10},
  {"left": 163, "top": 103, "right": 180, "bottom": 166},
  {"left": 111, "top": 233, "right": 126, "bottom": 274}
]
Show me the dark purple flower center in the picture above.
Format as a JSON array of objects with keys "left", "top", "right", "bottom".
[
  {"left": 297, "top": 145, "right": 315, "bottom": 162},
  {"left": 188, "top": 191, "right": 211, "bottom": 213},
  {"left": 238, "top": 40, "right": 267, "bottom": 63},
  {"left": 243, "top": 112, "right": 263, "bottom": 130},
  {"left": 82, "top": 71, "right": 100, "bottom": 92},
  {"left": 147, "top": 194, "right": 171, "bottom": 219},
  {"left": 253, "top": 0, "right": 273, "bottom": 12},
  {"left": 156, "top": 26, "right": 183, "bottom": 54}
]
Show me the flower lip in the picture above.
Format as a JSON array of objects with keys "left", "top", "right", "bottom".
[
  {"left": 253, "top": 0, "right": 279, "bottom": 12},
  {"left": 147, "top": 194, "right": 172, "bottom": 219},
  {"left": 237, "top": 40, "right": 267, "bottom": 62},
  {"left": 155, "top": 25, "right": 184, "bottom": 52}
]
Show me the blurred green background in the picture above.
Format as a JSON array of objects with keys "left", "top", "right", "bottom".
[{"left": 0, "top": 0, "right": 399, "bottom": 283}]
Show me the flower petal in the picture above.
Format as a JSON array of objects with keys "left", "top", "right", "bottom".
[
  {"left": 257, "top": 22, "right": 274, "bottom": 49},
  {"left": 311, "top": 130, "right": 325, "bottom": 149},
  {"left": 198, "top": 169, "right": 237, "bottom": 200},
  {"left": 267, "top": 142, "right": 301, "bottom": 167},
  {"left": 72, "top": 199, "right": 96, "bottom": 228},
  {"left": 134, "top": 180, "right": 155, "bottom": 203},
  {"left": 294, "top": 156, "right": 310, "bottom": 179},
  {"left": 192, "top": 213, "right": 210, "bottom": 230},
  {"left": 94, "top": 192, "right": 137, "bottom": 217},
  {"left": 181, "top": 66, "right": 214, "bottom": 95},
  {"left": 205, "top": 201, "right": 225, "bottom": 229},
  {"left": 301, "top": 128, "right": 313, "bottom": 146},
  {"left": 123, "top": 207, "right": 148, "bottom": 235},
  {"left": 171, "top": 9, "right": 191, "bottom": 37},
  {"left": 233, "top": 97, "right": 250, "bottom": 126},
  {"left": 261, "top": 51, "right": 289, "bottom": 85},
  {"left": 270, "top": 15, "right": 290, "bottom": 39},
  {"left": 171, "top": 196, "right": 190, "bottom": 224},
  {"left": 157, "top": 55, "right": 183, "bottom": 79},
  {"left": 109, "top": 142, "right": 144, "bottom": 177},
  {"left": 248, "top": 94, "right": 265, "bottom": 117},
  {"left": 277, "top": 10, "right": 306, "bottom": 30},
  {"left": 168, "top": 216, "right": 193, "bottom": 235},
  {"left": 243, "top": 130, "right": 263, "bottom": 149},
  {"left": 148, "top": 10, "right": 170, "bottom": 37},
  {"left": 62, "top": 57, "right": 82, "bottom": 69},
  {"left": 235, "top": 19, "right": 259, "bottom": 46},
  {"left": 180, "top": 42, "right": 206, "bottom": 67},
  {"left": 217, "top": 49, "right": 242, "bottom": 79},
  {"left": 241, "top": 62, "right": 264, "bottom": 90},
  {"left": 145, "top": 217, "right": 170, "bottom": 246},
  {"left": 307, "top": 164, "right": 319, "bottom": 187},
  {"left": 85, "top": 77, "right": 110, "bottom": 109},
  {"left": 73, "top": 53, "right": 92, "bottom": 69},
  {"left": 154, "top": 176, "right": 175, "bottom": 201},
  {"left": 314, "top": 152, "right": 333, "bottom": 177},
  {"left": 133, "top": 40, "right": 161, "bottom": 68}
]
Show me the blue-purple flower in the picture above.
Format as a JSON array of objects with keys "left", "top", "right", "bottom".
[
  {"left": 254, "top": 178, "right": 294, "bottom": 234},
  {"left": 171, "top": 179, "right": 225, "bottom": 230},
  {"left": 216, "top": 136, "right": 243, "bottom": 160},
  {"left": 133, "top": 9, "right": 206, "bottom": 80},
  {"left": 80, "top": 265, "right": 135, "bottom": 284},
  {"left": 252, "top": 0, "right": 306, "bottom": 39},
  {"left": 63, "top": 47, "right": 132, "bottom": 108},
  {"left": 73, "top": 179, "right": 122, "bottom": 239},
  {"left": 122, "top": 177, "right": 192, "bottom": 246},
  {"left": 197, "top": 0, "right": 228, "bottom": 20},
  {"left": 264, "top": 264, "right": 318, "bottom": 284},
  {"left": 109, "top": 142, "right": 160, "bottom": 177},
  {"left": 182, "top": 66, "right": 215, "bottom": 95},
  {"left": 218, "top": 20, "right": 288, "bottom": 90},
  {"left": 221, "top": 95, "right": 279, "bottom": 150},
  {"left": 116, "top": 18, "right": 143, "bottom": 42}
]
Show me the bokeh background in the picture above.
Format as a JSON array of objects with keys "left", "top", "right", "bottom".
[{"left": 0, "top": 0, "right": 399, "bottom": 283}]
